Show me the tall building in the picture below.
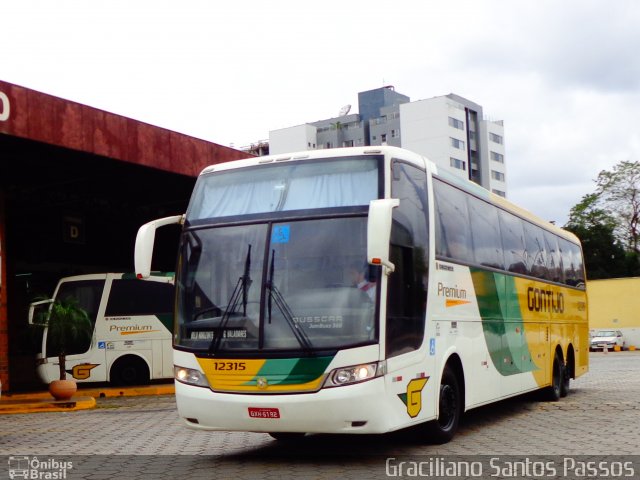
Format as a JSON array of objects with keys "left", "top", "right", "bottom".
[{"left": 268, "top": 86, "right": 507, "bottom": 196}]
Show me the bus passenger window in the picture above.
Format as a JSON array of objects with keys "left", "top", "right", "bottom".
[
  {"left": 544, "top": 231, "right": 563, "bottom": 283},
  {"left": 468, "top": 195, "right": 504, "bottom": 269},
  {"left": 523, "top": 221, "right": 549, "bottom": 280},
  {"left": 433, "top": 179, "right": 473, "bottom": 264},
  {"left": 498, "top": 210, "right": 526, "bottom": 275}
]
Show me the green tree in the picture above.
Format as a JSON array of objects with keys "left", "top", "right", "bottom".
[
  {"left": 564, "top": 193, "right": 629, "bottom": 279},
  {"left": 595, "top": 160, "right": 640, "bottom": 253}
]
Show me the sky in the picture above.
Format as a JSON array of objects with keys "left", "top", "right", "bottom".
[{"left": 3, "top": 0, "right": 640, "bottom": 226}]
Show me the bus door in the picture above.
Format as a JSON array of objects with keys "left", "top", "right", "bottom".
[
  {"left": 47, "top": 278, "right": 107, "bottom": 382},
  {"left": 383, "top": 160, "right": 432, "bottom": 420}
]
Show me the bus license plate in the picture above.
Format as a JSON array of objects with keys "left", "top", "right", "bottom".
[{"left": 248, "top": 407, "right": 280, "bottom": 419}]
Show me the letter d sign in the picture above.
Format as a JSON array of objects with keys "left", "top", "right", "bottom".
[{"left": 0, "top": 91, "right": 10, "bottom": 122}]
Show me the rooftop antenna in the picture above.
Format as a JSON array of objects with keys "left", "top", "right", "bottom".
[{"left": 338, "top": 104, "right": 351, "bottom": 117}]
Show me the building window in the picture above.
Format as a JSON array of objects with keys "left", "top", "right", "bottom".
[
  {"left": 381, "top": 134, "right": 387, "bottom": 143},
  {"left": 342, "top": 140, "right": 354, "bottom": 147},
  {"left": 491, "top": 170, "right": 505, "bottom": 182},
  {"left": 492, "top": 189, "right": 506, "bottom": 197},
  {"left": 490, "top": 151, "right": 504, "bottom": 163},
  {"left": 450, "top": 157, "right": 466, "bottom": 171},
  {"left": 489, "top": 132, "right": 503, "bottom": 144},
  {"left": 450, "top": 137, "right": 465, "bottom": 150},
  {"left": 391, "top": 129, "right": 399, "bottom": 138},
  {"left": 448, "top": 117, "right": 464, "bottom": 130}
]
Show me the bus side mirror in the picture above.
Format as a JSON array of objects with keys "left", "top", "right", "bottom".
[
  {"left": 135, "top": 215, "right": 184, "bottom": 279},
  {"left": 28, "top": 299, "right": 53, "bottom": 325},
  {"left": 367, "top": 199, "right": 399, "bottom": 275}
]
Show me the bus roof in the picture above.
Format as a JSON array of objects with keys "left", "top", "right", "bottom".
[{"left": 198, "top": 146, "right": 580, "bottom": 245}]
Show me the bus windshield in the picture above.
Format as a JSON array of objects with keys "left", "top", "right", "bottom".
[{"left": 176, "top": 216, "right": 379, "bottom": 353}]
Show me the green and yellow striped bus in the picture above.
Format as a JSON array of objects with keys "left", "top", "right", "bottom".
[{"left": 135, "top": 146, "right": 587, "bottom": 443}]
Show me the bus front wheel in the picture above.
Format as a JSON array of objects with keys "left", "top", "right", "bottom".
[
  {"left": 110, "top": 356, "right": 150, "bottom": 386},
  {"left": 268, "top": 433, "right": 306, "bottom": 442},
  {"left": 424, "top": 366, "right": 461, "bottom": 444}
]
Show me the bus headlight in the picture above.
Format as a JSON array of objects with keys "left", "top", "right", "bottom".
[
  {"left": 174, "top": 366, "right": 210, "bottom": 388},
  {"left": 324, "top": 361, "right": 386, "bottom": 388}
]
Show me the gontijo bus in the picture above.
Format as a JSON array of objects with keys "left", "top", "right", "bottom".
[{"left": 135, "top": 146, "right": 588, "bottom": 443}]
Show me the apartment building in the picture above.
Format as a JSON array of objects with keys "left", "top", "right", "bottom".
[{"left": 268, "top": 86, "right": 507, "bottom": 195}]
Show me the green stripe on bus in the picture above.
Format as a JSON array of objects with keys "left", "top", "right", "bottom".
[
  {"left": 471, "top": 269, "right": 537, "bottom": 376},
  {"left": 156, "top": 313, "right": 173, "bottom": 332},
  {"left": 244, "top": 356, "right": 334, "bottom": 386}
]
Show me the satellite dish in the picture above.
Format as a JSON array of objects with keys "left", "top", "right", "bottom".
[{"left": 339, "top": 104, "right": 351, "bottom": 117}]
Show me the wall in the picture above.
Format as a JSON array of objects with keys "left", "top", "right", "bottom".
[
  {"left": 588, "top": 277, "right": 640, "bottom": 348},
  {"left": 270, "top": 124, "right": 318, "bottom": 154},
  {"left": 400, "top": 97, "right": 469, "bottom": 183},
  {"left": 0, "top": 80, "right": 252, "bottom": 178}
]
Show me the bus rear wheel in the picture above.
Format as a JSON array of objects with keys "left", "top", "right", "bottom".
[
  {"left": 543, "top": 352, "right": 563, "bottom": 401},
  {"left": 110, "top": 356, "right": 150, "bottom": 386},
  {"left": 424, "top": 366, "right": 461, "bottom": 444}
]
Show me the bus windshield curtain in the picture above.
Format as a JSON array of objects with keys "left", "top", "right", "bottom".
[{"left": 193, "top": 168, "right": 378, "bottom": 219}]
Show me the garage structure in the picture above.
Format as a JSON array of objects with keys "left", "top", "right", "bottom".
[{"left": 0, "top": 80, "right": 253, "bottom": 391}]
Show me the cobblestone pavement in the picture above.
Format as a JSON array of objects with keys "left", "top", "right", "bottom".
[{"left": 1, "top": 352, "right": 639, "bottom": 479}]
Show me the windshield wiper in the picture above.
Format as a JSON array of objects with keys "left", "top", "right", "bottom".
[
  {"left": 265, "top": 250, "right": 314, "bottom": 354},
  {"left": 209, "top": 244, "right": 252, "bottom": 353}
]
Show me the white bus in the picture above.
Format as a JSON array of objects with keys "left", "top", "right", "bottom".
[
  {"left": 29, "top": 272, "right": 174, "bottom": 385},
  {"left": 136, "top": 146, "right": 588, "bottom": 442}
]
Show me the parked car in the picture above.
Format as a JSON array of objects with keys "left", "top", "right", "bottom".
[{"left": 589, "top": 330, "right": 625, "bottom": 351}]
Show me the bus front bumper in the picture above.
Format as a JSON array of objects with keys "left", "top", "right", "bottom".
[{"left": 175, "top": 377, "right": 403, "bottom": 434}]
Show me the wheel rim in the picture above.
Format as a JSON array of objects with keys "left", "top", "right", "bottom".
[{"left": 438, "top": 384, "right": 457, "bottom": 431}]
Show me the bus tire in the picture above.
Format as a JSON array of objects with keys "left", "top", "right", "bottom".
[
  {"left": 543, "top": 352, "right": 563, "bottom": 401},
  {"left": 424, "top": 365, "right": 461, "bottom": 444},
  {"left": 560, "top": 364, "right": 570, "bottom": 397},
  {"left": 110, "top": 356, "right": 150, "bottom": 386},
  {"left": 268, "top": 432, "right": 306, "bottom": 442}
]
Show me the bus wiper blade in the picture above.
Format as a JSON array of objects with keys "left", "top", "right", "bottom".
[
  {"left": 265, "top": 251, "right": 313, "bottom": 354},
  {"left": 209, "top": 244, "right": 252, "bottom": 353},
  {"left": 268, "top": 284, "right": 313, "bottom": 354},
  {"left": 267, "top": 249, "right": 274, "bottom": 324}
]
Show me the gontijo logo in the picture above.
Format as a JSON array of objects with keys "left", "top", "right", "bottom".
[
  {"left": 69, "top": 363, "right": 99, "bottom": 380},
  {"left": 397, "top": 376, "right": 429, "bottom": 418},
  {"left": 526, "top": 287, "right": 564, "bottom": 313}
]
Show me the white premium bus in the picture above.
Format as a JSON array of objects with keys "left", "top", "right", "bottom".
[
  {"left": 135, "top": 146, "right": 588, "bottom": 443},
  {"left": 29, "top": 272, "right": 174, "bottom": 385}
]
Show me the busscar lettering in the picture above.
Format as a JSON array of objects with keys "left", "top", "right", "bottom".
[
  {"left": 293, "top": 315, "right": 343, "bottom": 329},
  {"left": 526, "top": 287, "right": 564, "bottom": 313}
]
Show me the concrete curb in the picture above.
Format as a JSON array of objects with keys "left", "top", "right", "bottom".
[
  {"left": 0, "top": 396, "right": 96, "bottom": 414},
  {"left": 0, "top": 383, "right": 174, "bottom": 414}
]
